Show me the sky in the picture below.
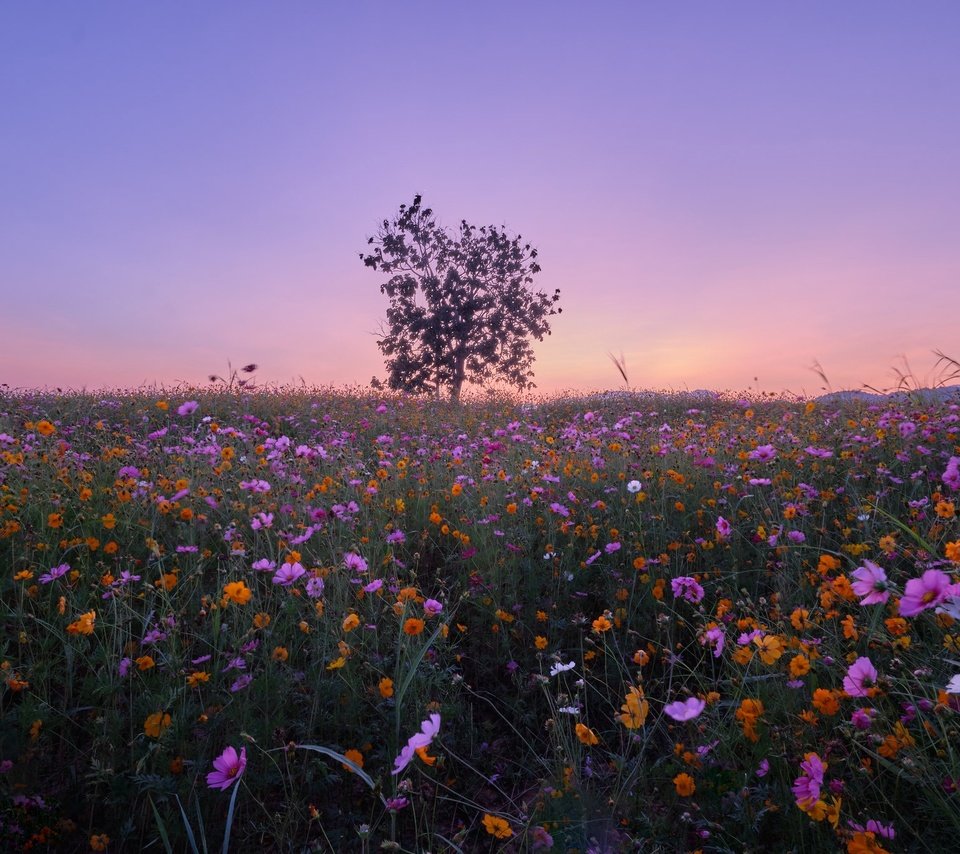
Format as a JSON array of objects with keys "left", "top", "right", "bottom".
[{"left": 2, "top": 1, "right": 959, "bottom": 398}]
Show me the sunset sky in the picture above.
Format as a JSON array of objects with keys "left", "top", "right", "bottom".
[{"left": 3, "top": 2, "right": 959, "bottom": 398}]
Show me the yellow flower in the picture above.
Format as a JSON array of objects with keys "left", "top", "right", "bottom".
[
  {"left": 482, "top": 814, "right": 513, "bottom": 839},
  {"left": 223, "top": 580, "right": 252, "bottom": 605},
  {"left": 144, "top": 711, "right": 172, "bottom": 738},
  {"left": 673, "top": 772, "right": 696, "bottom": 796},
  {"left": 575, "top": 723, "right": 598, "bottom": 745}
]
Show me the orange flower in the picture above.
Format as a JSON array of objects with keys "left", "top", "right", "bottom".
[
  {"left": 67, "top": 610, "right": 96, "bottom": 636},
  {"left": 482, "top": 814, "right": 513, "bottom": 839},
  {"left": 812, "top": 688, "right": 840, "bottom": 716},
  {"left": 753, "top": 634, "right": 784, "bottom": 664},
  {"left": 935, "top": 500, "right": 955, "bottom": 519},
  {"left": 35, "top": 420, "right": 56, "bottom": 437},
  {"left": 135, "top": 655, "right": 155, "bottom": 671},
  {"left": 534, "top": 635, "right": 548, "bottom": 650},
  {"left": 378, "top": 677, "right": 394, "bottom": 699},
  {"left": 592, "top": 613, "right": 613, "bottom": 633},
  {"left": 89, "top": 834, "right": 110, "bottom": 851},
  {"left": 403, "top": 617, "right": 425, "bottom": 636},
  {"left": 789, "top": 654, "right": 810, "bottom": 678},
  {"left": 619, "top": 685, "right": 649, "bottom": 729},
  {"left": 575, "top": 723, "right": 599, "bottom": 745},
  {"left": 271, "top": 646, "right": 289, "bottom": 662},
  {"left": 673, "top": 772, "right": 696, "bottom": 796},
  {"left": 342, "top": 613, "right": 360, "bottom": 633},
  {"left": 186, "top": 671, "right": 210, "bottom": 688},
  {"left": 47, "top": 512, "right": 63, "bottom": 529},
  {"left": 144, "top": 711, "right": 171, "bottom": 738},
  {"left": 223, "top": 580, "right": 252, "bottom": 605},
  {"left": 342, "top": 748, "right": 364, "bottom": 772}
]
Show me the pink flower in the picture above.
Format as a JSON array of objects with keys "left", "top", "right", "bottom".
[
  {"left": 663, "top": 697, "right": 706, "bottom": 722},
  {"left": 899, "top": 569, "right": 953, "bottom": 617},
  {"left": 851, "top": 561, "right": 890, "bottom": 605},
  {"left": 272, "top": 562, "right": 306, "bottom": 586},
  {"left": 716, "top": 516, "right": 732, "bottom": 538},
  {"left": 206, "top": 745, "right": 247, "bottom": 790},
  {"left": 671, "top": 576, "right": 705, "bottom": 604},
  {"left": 700, "top": 626, "right": 725, "bottom": 658},
  {"left": 748, "top": 444, "right": 776, "bottom": 462},
  {"left": 343, "top": 552, "right": 368, "bottom": 573},
  {"left": 851, "top": 708, "right": 877, "bottom": 730},
  {"left": 423, "top": 598, "right": 443, "bottom": 617},
  {"left": 843, "top": 656, "right": 878, "bottom": 697},
  {"left": 792, "top": 752, "right": 826, "bottom": 807},
  {"left": 392, "top": 713, "right": 441, "bottom": 775},
  {"left": 177, "top": 400, "right": 199, "bottom": 417}
]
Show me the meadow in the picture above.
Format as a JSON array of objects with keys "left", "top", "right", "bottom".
[{"left": 2, "top": 386, "right": 959, "bottom": 853}]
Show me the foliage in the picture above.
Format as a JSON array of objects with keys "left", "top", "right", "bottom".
[
  {"left": 361, "top": 195, "right": 561, "bottom": 400},
  {"left": 1, "top": 387, "right": 960, "bottom": 851}
]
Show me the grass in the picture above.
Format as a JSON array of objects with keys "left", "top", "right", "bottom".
[{"left": 1, "top": 385, "right": 959, "bottom": 852}]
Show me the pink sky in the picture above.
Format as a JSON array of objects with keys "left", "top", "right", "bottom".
[{"left": 2, "top": 3, "right": 958, "bottom": 397}]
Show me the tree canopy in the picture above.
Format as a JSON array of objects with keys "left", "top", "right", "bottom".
[{"left": 361, "top": 195, "right": 561, "bottom": 400}]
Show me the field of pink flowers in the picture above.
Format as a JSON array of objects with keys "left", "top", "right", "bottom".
[{"left": 2, "top": 388, "right": 960, "bottom": 852}]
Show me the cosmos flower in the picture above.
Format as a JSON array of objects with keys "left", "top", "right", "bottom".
[
  {"left": 206, "top": 745, "right": 247, "bottom": 790},
  {"left": 663, "top": 697, "right": 706, "bottom": 721},
  {"left": 851, "top": 561, "right": 890, "bottom": 605},
  {"left": 843, "top": 656, "right": 878, "bottom": 697},
  {"left": 899, "top": 569, "right": 953, "bottom": 617}
]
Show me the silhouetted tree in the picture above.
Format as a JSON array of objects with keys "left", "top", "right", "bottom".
[{"left": 361, "top": 195, "right": 561, "bottom": 401}]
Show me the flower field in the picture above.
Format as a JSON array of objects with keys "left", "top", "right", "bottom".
[{"left": 2, "top": 388, "right": 960, "bottom": 852}]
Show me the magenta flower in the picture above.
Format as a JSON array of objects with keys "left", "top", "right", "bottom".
[
  {"left": 206, "top": 745, "right": 247, "bottom": 790},
  {"left": 39, "top": 563, "right": 71, "bottom": 585},
  {"left": 392, "top": 713, "right": 441, "bottom": 776},
  {"left": 843, "top": 656, "right": 878, "bottom": 697},
  {"left": 671, "top": 576, "right": 705, "bottom": 604},
  {"left": 851, "top": 561, "right": 890, "bottom": 605},
  {"left": 272, "top": 562, "right": 306, "bottom": 586},
  {"left": 700, "top": 625, "right": 725, "bottom": 658},
  {"left": 792, "top": 752, "right": 826, "bottom": 807},
  {"left": 715, "top": 516, "right": 732, "bottom": 538},
  {"left": 177, "top": 400, "right": 199, "bottom": 417},
  {"left": 663, "top": 697, "right": 706, "bottom": 722},
  {"left": 899, "top": 569, "right": 953, "bottom": 617},
  {"left": 851, "top": 708, "right": 877, "bottom": 730},
  {"left": 343, "top": 552, "right": 368, "bottom": 573},
  {"left": 423, "top": 598, "right": 443, "bottom": 617}
]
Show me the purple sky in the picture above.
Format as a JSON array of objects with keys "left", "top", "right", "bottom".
[{"left": 3, "top": 2, "right": 959, "bottom": 397}]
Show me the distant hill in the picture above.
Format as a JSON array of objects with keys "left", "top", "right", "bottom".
[{"left": 815, "top": 386, "right": 960, "bottom": 405}]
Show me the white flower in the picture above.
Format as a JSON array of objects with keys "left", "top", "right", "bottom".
[
  {"left": 627, "top": 480, "right": 642, "bottom": 493},
  {"left": 549, "top": 661, "right": 576, "bottom": 677},
  {"left": 946, "top": 674, "right": 960, "bottom": 695},
  {"left": 558, "top": 705, "right": 580, "bottom": 715}
]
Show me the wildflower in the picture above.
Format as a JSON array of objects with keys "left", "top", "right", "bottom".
[
  {"left": 392, "top": 713, "right": 441, "bottom": 775},
  {"left": 379, "top": 677, "right": 394, "bottom": 698},
  {"left": 735, "top": 698, "right": 764, "bottom": 742},
  {"left": 753, "top": 634, "right": 784, "bottom": 664},
  {"left": 715, "top": 515, "right": 732, "bottom": 538},
  {"left": 899, "top": 569, "right": 953, "bottom": 616},
  {"left": 223, "top": 580, "right": 252, "bottom": 605},
  {"left": 89, "top": 834, "right": 110, "bottom": 851},
  {"left": 627, "top": 479, "right": 642, "bottom": 493},
  {"left": 273, "top": 562, "right": 306, "bottom": 587},
  {"left": 35, "top": 419, "right": 56, "bottom": 437},
  {"left": 423, "top": 598, "right": 443, "bottom": 617},
  {"left": 946, "top": 674, "right": 960, "bottom": 694},
  {"left": 671, "top": 576, "right": 705, "bottom": 604},
  {"left": 342, "top": 748, "right": 364, "bottom": 771},
  {"left": 206, "top": 745, "right": 247, "bottom": 790},
  {"left": 403, "top": 617, "right": 425, "bottom": 635},
  {"left": 343, "top": 552, "right": 368, "bottom": 573},
  {"left": 663, "top": 697, "right": 706, "bottom": 722},
  {"left": 792, "top": 752, "right": 826, "bottom": 808},
  {"left": 619, "top": 685, "right": 649, "bottom": 729},
  {"left": 812, "top": 688, "right": 841, "bottom": 716},
  {"left": 144, "top": 711, "right": 172, "bottom": 739},
  {"left": 482, "top": 814, "right": 513, "bottom": 839},
  {"left": 305, "top": 576, "right": 325, "bottom": 598},
  {"left": 67, "top": 610, "right": 96, "bottom": 636},
  {"left": 700, "top": 625, "right": 725, "bottom": 658},
  {"left": 271, "top": 646, "right": 289, "bottom": 662},
  {"left": 177, "top": 400, "right": 199, "bottom": 416},
  {"left": 591, "top": 613, "right": 613, "bottom": 633},
  {"left": 673, "top": 772, "right": 696, "bottom": 795},
  {"left": 550, "top": 660, "right": 575, "bottom": 677},
  {"left": 39, "top": 563, "right": 70, "bottom": 585},
  {"left": 851, "top": 561, "right": 891, "bottom": 606},
  {"left": 575, "top": 723, "right": 599, "bottom": 745},
  {"left": 342, "top": 613, "right": 360, "bottom": 632},
  {"left": 851, "top": 707, "right": 877, "bottom": 729},
  {"left": 47, "top": 512, "right": 64, "bottom": 528},
  {"left": 847, "top": 831, "right": 890, "bottom": 853},
  {"left": 843, "top": 657, "right": 878, "bottom": 697}
]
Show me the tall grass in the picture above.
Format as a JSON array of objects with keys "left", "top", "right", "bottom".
[{"left": 1, "top": 386, "right": 959, "bottom": 851}]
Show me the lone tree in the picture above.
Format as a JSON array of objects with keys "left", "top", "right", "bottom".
[{"left": 361, "top": 195, "right": 561, "bottom": 401}]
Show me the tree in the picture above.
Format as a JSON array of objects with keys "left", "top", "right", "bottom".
[{"left": 361, "top": 195, "right": 561, "bottom": 401}]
